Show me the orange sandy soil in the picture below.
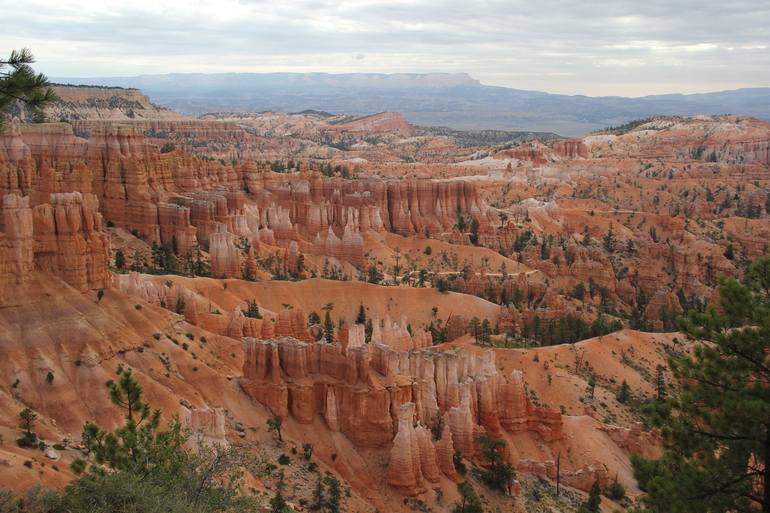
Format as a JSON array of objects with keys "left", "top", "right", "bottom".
[
  {"left": 370, "top": 232, "right": 532, "bottom": 273},
  {"left": 0, "top": 271, "right": 676, "bottom": 512},
  {"left": 0, "top": 272, "right": 381, "bottom": 511},
  {"left": 440, "top": 329, "right": 683, "bottom": 495},
  {"left": 144, "top": 274, "right": 502, "bottom": 327}
]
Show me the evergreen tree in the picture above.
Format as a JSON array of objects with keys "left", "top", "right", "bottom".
[
  {"left": 480, "top": 319, "right": 491, "bottom": 346},
  {"left": 175, "top": 295, "right": 186, "bottom": 315},
  {"left": 540, "top": 238, "right": 550, "bottom": 260},
  {"left": 322, "top": 303, "right": 335, "bottom": 343},
  {"left": 452, "top": 481, "right": 483, "bottom": 513},
  {"left": 267, "top": 415, "right": 283, "bottom": 442},
  {"left": 108, "top": 369, "right": 151, "bottom": 423},
  {"left": 603, "top": 229, "right": 616, "bottom": 253},
  {"left": 572, "top": 282, "right": 586, "bottom": 301},
  {"left": 323, "top": 474, "right": 341, "bottom": 513},
  {"left": 19, "top": 407, "right": 36, "bottom": 435},
  {"left": 0, "top": 49, "right": 57, "bottom": 131},
  {"left": 633, "top": 256, "right": 770, "bottom": 513},
  {"left": 115, "top": 249, "right": 125, "bottom": 269},
  {"left": 617, "top": 380, "right": 631, "bottom": 404},
  {"left": 468, "top": 317, "right": 481, "bottom": 341},
  {"left": 364, "top": 318, "right": 373, "bottom": 343},
  {"left": 311, "top": 474, "right": 324, "bottom": 510},
  {"left": 356, "top": 304, "right": 366, "bottom": 325},
  {"left": 270, "top": 490, "right": 290, "bottom": 513},
  {"left": 477, "top": 435, "right": 515, "bottom": 493},
  {"left": 578, "top": 480, "right": 602, "bottom": 513},
  {"left": 655, "top": 365, "right": 667, "bottom": 401},
  {"left": 244, "top": 300, "right": 262, "bottom": 319}
]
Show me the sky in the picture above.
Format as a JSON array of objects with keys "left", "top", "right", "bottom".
[{"left": 1, "top": 0, "right": 769, "bottom": 97}]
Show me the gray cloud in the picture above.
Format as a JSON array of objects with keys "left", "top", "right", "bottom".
[{"left": 1, "top": 0, "right": 768, "bottom": 95}]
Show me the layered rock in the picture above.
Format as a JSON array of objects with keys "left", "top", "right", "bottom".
[
  {"left": 372, "top": 315, "right": 431, "bottom": 351},
  {"left": 0, "top": 193, "right": 34, "bottom": 300},
  {"left": 240, "top": 337, "right": 563, "bottom": 485},
  {"left": 435, "top": 424, "right": 461, "bottom": 481},
  {"left": 1, "top": 122, "right": 497, "bottom": 275},
  {"left": 386, "top": 403, "right": 427, "bottom": 495},
  {"left": 32, "top": 192, "right": 111, "bottom": 292},
  {"left": 209, "top": 223, "right": 242, "bottom": 278},
  {"left": 0, "top": 191, "right": 110, "bottom": 299}
]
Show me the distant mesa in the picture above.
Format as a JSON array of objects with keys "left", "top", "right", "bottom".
[{"left": 52, "top": 72, "right": 770, "bottom": 136}]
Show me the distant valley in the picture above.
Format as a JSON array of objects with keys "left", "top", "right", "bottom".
[{"left": 54, "top": 72, "right": 770, "bottom": 135}]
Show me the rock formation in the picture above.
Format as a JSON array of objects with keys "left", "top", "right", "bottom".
[
  {"left": 240, "top": 336, "right": 563, "bottom": 487},
  {"left": 0, "top": 191, "right": 109, "bottom": 300},
  {"left": 209, "top": 224, "right": 242, "bottom": 278}
]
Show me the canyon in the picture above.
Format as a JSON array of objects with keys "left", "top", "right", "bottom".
[{"left": 0, "top": 86, "right": 768, "bottom": 512}]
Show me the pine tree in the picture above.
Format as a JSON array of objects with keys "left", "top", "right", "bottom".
[
  {"left": 114, "top": 249, "right": 125, "bottom": 269},
  {"left": 245, "top": 299, "right": 262, "bottom": 319},
  {"left": 603, "top": 229, "right": 616, "bottom": 253},
  {"left": 480, "top": 319, "right": 491, "bottom": 345},
  {"left": 322, "top": 303, "right": 335, "bottom": 343},
  {"left": 108, "top": 369, "right": 151, "bottom": 423},
  {"left": 356, "top": 304, "right": 366, "bottom": 325},
  {"left": 267, "top": 415, "right": 283, "bottom": 442},
  {"left": 270, "top": 490, "right": 290, "bottom": 513},
  {"left": 617, "top": 380, "right": 631, "bottom": 403},
  {"left": 19, "top": 407, "right": 36, "bottom": 435},
  {"left": 453, "top": 481, "right": 483, "bottom": 513},
  {"left": 0, "top": 49, "right": 57, "bottom": 131},
  {"left": 579, "top": 480, "right": 602, "bottom": 513},
  {"left": 323, "top": 474, "right": 341, "bottom": 513},
  {"left": 633, "top": 256, "right": 770, "bottom": 513},
  {"left": 175, "top": 295, "right": 186, "bottom": 315},
  {"left": 311, "top": 474, "right": 324, "bottom": 510},
  {"left": 468, "top": 317, "right": 481, "bottom": 341}
]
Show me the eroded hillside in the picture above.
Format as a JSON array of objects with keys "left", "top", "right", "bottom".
[{"left": 0, "top": 86, "right": 768, "bottom": 512}]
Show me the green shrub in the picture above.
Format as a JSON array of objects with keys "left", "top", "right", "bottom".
[
  {"left": 70, "top": 458, "right": 86, "bottom": 475},
  {"left": 605, "top": 478, "right": 625, "bottom": 501},
  {"left": 16, "top": 431, "right": 37, "bottom": 448}
]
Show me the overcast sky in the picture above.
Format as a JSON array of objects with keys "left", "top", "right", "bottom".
[{"left": 1, "top": 0, "right": 769, "bottom": 96}]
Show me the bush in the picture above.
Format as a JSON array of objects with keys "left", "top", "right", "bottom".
[
  {"left": 277, "top": 454, "right": 291, "bottom": 465},
  {"left": 453, "top": 450, "right": 467, "bottom": 475},
  {"left": 16, "top": 431, "right": 38, "bottom": 448},
  {"left": 477, "top": 435, "right": 515, "bottom": 492},
  {"left": 70, "top": 458, "right": 86, "bottom": 475},
  {"left": 605, "top": 479, "right": 625, "bottom": 501},
  {"left": 435, "top": 277, "right": 451, "bottom": 293},
  {"left": 10, "top": 366, "right": 270, "bottom": 513}
]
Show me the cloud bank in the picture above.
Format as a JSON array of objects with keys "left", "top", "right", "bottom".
[{"left": 1, "top": 0, "right": 768, "bottom": 95}]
